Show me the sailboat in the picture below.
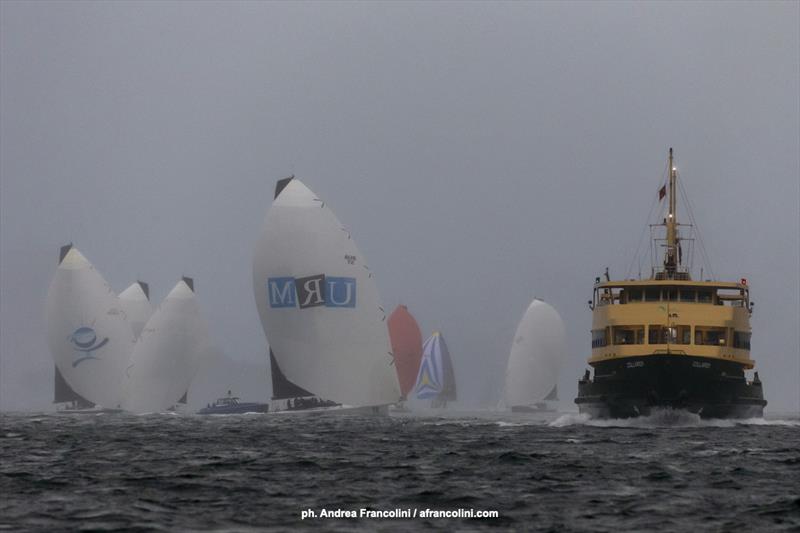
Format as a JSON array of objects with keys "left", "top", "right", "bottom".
[
  {"left": 120, "top": 277, "right": 211, "bottom": 413},
  {"left": 252, "top": 177, "right": 400, "bottom": 413},
  {"left": 505, "top": 299, "right": 565, "bottom": 413},
  {"left": 45, "top": 244, "right": 135, "bottom": 409},
  {"left": 414, "top": 331, "right": 457, "bottom": 408},
  {"left": 387, "top": 305, "right": 424, "bottom": 406}
]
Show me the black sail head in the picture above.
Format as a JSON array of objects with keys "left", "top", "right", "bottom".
[{"left": 274, "top": 176, "right": 294, "bottom": 199}]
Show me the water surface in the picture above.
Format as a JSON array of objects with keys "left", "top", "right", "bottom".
[{"left": 1, "top": 410, "right": 798, "bottom": 531}]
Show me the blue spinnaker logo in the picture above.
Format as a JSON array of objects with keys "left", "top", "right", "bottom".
[
  {"left": 268, "top": 275, "right": 356, "bottom": 309},
  {"left": 69, "top": 326, "right": 109, "bottom": 367}
]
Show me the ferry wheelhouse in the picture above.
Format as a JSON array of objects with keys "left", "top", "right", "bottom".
[{"left": 575, "top": 149, "right": 766, "bottom": 419}]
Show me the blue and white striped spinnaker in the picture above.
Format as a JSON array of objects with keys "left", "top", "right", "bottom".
[{"left": 414, "top": 332, "right": 456, "bottom": 401}]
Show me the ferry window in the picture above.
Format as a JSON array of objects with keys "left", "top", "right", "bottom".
[
  {"left": 628, "top": 288, "right": 642, "bottom": 302},
  {"left": 599, "top": 290, "right": 612, "bottom": 306},
  {"left": 648, "top": 325, "right": 668, "bottom": 344},
  {"left": 733, "top": 331, "right": 751, "bottom": 350},
  {"left": 591, "top": 329, "right": 607, "bottom": 348},
  {"left": 648, "top": 325, "right": 687, "bottom": 344},
  {"left": 645, "top": 288, "right": 660, "bottom": 302},
  {"left": 718, "top": 289, "right": 743, "bottom": 307},
  {"left": 613, "top": 325, "right": 645, "bottom": 345},
  {"left": 698, "top": 290, "right": 712, "bottom": 303},
  {"left": 676, "top": 325, "right": 691, "bottom": 344},
  {"left": 679, "top": 289, "right": 696, "bottom": 302},
  {"left": 618, "top": 290, "right": 626, "bottom": 304},
  {"left": 664, "top": 289, "right": 678, "bottom": 301},
  {"left": 696, "top": 327, "right": 727, "bottom": 346},
  {"left": 708, "top": 329, "right": 726, "bottom": 344}
]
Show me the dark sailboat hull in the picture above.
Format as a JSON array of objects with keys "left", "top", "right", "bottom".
[{"left": 575, "top": 355, "right": 766, "bottom": 419}]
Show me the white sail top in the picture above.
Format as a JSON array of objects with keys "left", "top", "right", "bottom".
[
  {"left": 505, "top": 299, "right": 565, "bottom": 407},
  {"left": 119, "top": 282, "right": 153, "bottom": 340},
  {"left": 252, "top": 179, "right": 400, "bottom": 406},
  {"left": 45, "top": 247, "right": 135, "bottom": 408},
  {"left": 120, "top": 279, "right": 211, "bottom": 413}
]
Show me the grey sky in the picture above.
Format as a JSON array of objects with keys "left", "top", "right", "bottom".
[{"left": 1, "top": 1, "right": 798, "bottom": 412}]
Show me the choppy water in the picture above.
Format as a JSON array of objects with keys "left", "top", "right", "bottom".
[{"left": 2, "top": 410, "right": 799, "bottom": 531}]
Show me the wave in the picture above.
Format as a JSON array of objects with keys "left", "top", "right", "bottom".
[
  {"left": 730, "top": 417, "right": 800, "bottom": 427},
  {"left": 421, "top": 417, "right": 548, "bottom": 428},
  {"left": 196, "top": 411, "right": 268, "bottom": 417},
  {"left": 424, "top": 419, "right": 500, "bottom": 427},
  {"left": 549, "top": 409, "right": 800, "bottom": 428},
  {"left": 495, "top": 420, "right": 541, "bottom": 427}
]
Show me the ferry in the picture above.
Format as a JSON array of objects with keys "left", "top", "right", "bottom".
[{"left": 574, "top": 149, "right": 766, "bottom": 419}]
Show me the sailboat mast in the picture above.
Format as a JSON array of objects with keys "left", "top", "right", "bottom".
[{"left": 665, "top": 148, "right": 678, "bottom": 276}]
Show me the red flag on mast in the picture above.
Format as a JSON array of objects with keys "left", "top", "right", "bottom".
[{"left": 658, "top": 184, "right": 667, "bottom": 200}]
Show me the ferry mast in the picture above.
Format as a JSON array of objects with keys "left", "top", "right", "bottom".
[{"left": 664, "top": 147, "right": 679, "bottom": 278}]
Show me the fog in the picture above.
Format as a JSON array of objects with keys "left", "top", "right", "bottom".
[{"left": 1, "top": 1, "right": 798, "bottom": 413}]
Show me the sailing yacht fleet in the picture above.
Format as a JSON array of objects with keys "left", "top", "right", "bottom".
[
  {"left": 46, "top": 244, "right": 207, "bottom": 413},
  {"left": 48, "top": 149, "right": 754, "bottom": 418},
  {"left": 46, "top": 175, "right": 563, "bottom": 415}
]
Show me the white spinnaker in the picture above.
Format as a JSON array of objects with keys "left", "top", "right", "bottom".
[
  {"left": 119, "top": 282, "right": 153, "bottom": 339},
  {"left": 505, "top": 299, "right": 565, "bottom": 407},
  {"left": 252, "top": 179, "right": 400, "bottom": 406},
  {"left": 45, "top": 247, "right": 135, "bottom": 408},
  {"left": 120, "top": 280, "right": 211, "bottom": 413}
]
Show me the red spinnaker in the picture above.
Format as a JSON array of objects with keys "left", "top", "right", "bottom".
[{"left": 387, "top": 305, "right": 423, "bottom": 398}]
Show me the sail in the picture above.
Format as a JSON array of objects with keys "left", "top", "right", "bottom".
[
  {"left": 387, "top": 305, "right": 424, "bottom": 399},
  {"left": 120, "top": 278, "right": 211, "bottom": 413},
  {"left": 505, "top": 299, "right": 565, "bottom": 407},
  {"left": 252, "top": 178, "right": 400, "bottom": 406},
  {"left": 414, "top": 332, "right": 456, "bottom": 401},
  {"left": 269, "top": 349, "right": 313, "bottom": 400},
  {"left": 544, "top": 384, "right": 558, "bottom": 401},
  {"left": 45, "top": 245, "right": 135, "bottom": 408},
  {"left": 53, "top": 366, "right": 93, "bottom": 406},
  {"left": 263, "top": 177, "right": 319, "bottom": 400},
  {"left": 119, "top": 281, "right": 153, "bottom": 339},
  {"left": 439, "top": 333, "right": 457, "bottom": 402}
]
